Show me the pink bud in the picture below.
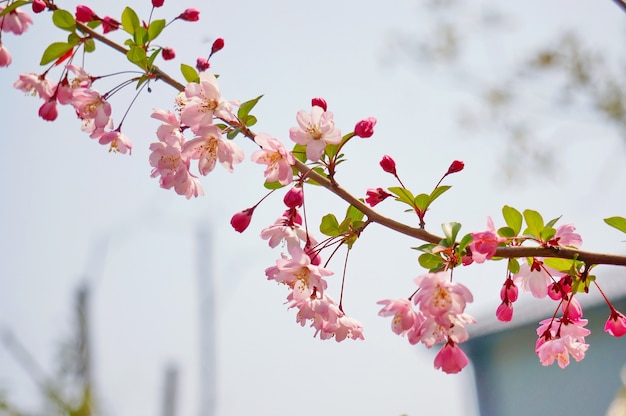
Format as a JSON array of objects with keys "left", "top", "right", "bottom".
[
  {"left": 38, "top": 99, "right": 58, "bottom": 122},
  {"left": 75, "top": 5, "right": 97, "bottom": 22},
  {"left": 496, "top": 301, "right": 513, "bottom": 322},
  {"left": 379, "top": 155, "right": 396, "bottom": 175},
  {"left": 283, "top": 187, "right": 304, "bottom": 208},
  {"left": 311, "top": 97, "right": 327, "bottom": 112},
  {"left": 32, "top": 0, "right": 46, "bottom": 13},
  {"left": 210, "top": 38, "right": 225, "bottom": 56},
  {"left": 196, "top": 57, "right": 210, "bottom": 72},
  {"left": 365, "top": 188, "right": 392, "bottom": 207},
  {"left": 230, "top": 208, "right": 254, "bottom": 233},
  {"left": 0, "top": 43, "right": 12, "bottom": 67},
  {"left": 354, "top": 117, "right": 377, "bottom": 138},
  {"left": 178, "top": 8, "right": 200, "bottom": 22},
  {"left": 446, "top": 160, "right": 465, "bottom": 175},
  {"left": 152, "top": 0, "right": 165, "bottom": 7},
  {"left": 161, "top": 47, "right": 176, "bottom": 60},
  {"left": 605, "top": 310, "right": 626, "bottom": 337},
  {"left": 102, "top": 16, "right": 120, "bottom": 33}
]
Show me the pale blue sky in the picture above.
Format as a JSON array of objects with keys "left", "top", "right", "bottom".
[{"left": 1, "top": 1, "right": 626, "bottom": 415}]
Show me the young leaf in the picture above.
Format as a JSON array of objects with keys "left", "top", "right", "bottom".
[
  {"left": 320, "top": 214, "right": 340, "bottom": 237},
  {"left": 40, "top": 42, "right": 74, "bottom": 65},
  {"left": 263, "top": 180, "right": 286, "bottom": 190},
  {"left": 127, "top": 46, "right": 147, "bottom": 69},
  {"left": 540, "top": 227, "right": 556, "bottom": 242},
  {"left": 604, "top": 216, "right": 626, "bottom": 234},
  {"left": 148, "top": 19, "right": 166, "bottom": 42},
  {"left": 507, "top": 258, "right": 520, "bottom": 274},
  {"left": 84, "top": 38, "right": 96, "bottom": 53},
  {"left": 121, "top": 6, "right": 140, "bottom": 35},
  {"left": 388, "top": 187, "right": 416, "bottom": 207},
  {"left": 180, "top": 63, "right": 199, "bottom": 83},
  {"left": 133, "top": 26, "right": 149, "bottom": 47},
  {"left": 498, "top": 227, "right": 515, "bottom": 238},
  {"left": 545, "top": 215, "right": 562, "bottom": 229},
  {"left": 346, "top": 204, "right": 365, "bottom": 223},
  {"left": 291, "top": 143, "right": 307, "bottom": 163},
  {"left": 543, "top": 258, "right": 575, "bottom": 273},
  {"left": 419, "top": 253, "right": 444, "bottom": 271},
  {"left": 457, "top": 233, "right": 473, "bottom": 253},
  {"left": 442, "top": 222, "right": 462, "bottom": 244},
  {"left": 238, "top": 95, "right": 263, "bottom": 120},
  {"left": 523, "top": 209, "right": 544, "bottom": 238},
  {"left": 226, "top": 128, "right": 241, "bottom": 140},
  {"left": 430, "top": 185, "right": 451, "bottom": 204},
  {"left": 244, "top": 115, "right": 257, "bottom": 127},
  {"left": 52, "top": 9, "right": 76, "bottom": 32},
  {"left": 338, "top": 217, "right": 352, "bottom": 234},
  {"left": 502, "top": 205, "right": 522, "bottom": 236},
  {"left": 414, "top": 193, "right": 430, "bottom": 212}
]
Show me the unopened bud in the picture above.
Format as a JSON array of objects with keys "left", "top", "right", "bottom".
[
  {"left": 75, "top": 5, "right": 97, "bottom": 23},
  {"left": 230, "top": 208, "right": 255, "bottom": 233},
  {"left": 311, "top": 97, "right": 327, "bottom": 112},
  {"left": 161, "top": 47, "right": 176, "bottom": 60},
  {"left": 196, "top": 57, "right": 210, "bottom": 72},
  {"left": 210, "top": 38, "right": 225, "bottom": 56},
  {"left": 379, "top": 155, "right": 396, "bottom": 175},
  {"left": 178, "top": 8, "right": 200, "bottom": 22},
  {"left": 354, "top": 117, "right": 376, "bottom": 138},
  {"left": 152, "top": 0, "right": 165, "bottom": 7},
  {"left": 446, "top": 160, "right": 464, "bottom": 175},
  {"left": 283, "top": 187, "right": 304, "bottom": 208},
  {"left": 32, "top": 0, "right": 46, "bottom": 13}
]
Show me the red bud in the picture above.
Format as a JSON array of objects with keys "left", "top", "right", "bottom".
[
  {"left": 379, "top": 155, "right": 396, "bottom": 175},
  {"left": 446, "top": 160, "right": 464, "bottom": 175},
  {"left": 311, "top": 97, "right": 327, "bottom": 112},
  {"left": 354, "top": 117, "right": 376, "bottom": 138}
]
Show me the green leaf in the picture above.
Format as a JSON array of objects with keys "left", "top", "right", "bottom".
[
  {"left": 238, "top": 95, "right": 263, "bottom": 120},
  {"left": 414, "top": 193, "right": 430, "bottom": 211},
  {"left": 346, "top": 204, "right": 365, "bottom": 223},
  {"left": 87, "top": 20, "right": 102, "bottom": 29},
  {"left": 502, "top": 205, "right": 522, "bottom": 236},
  {"left": 523, "top": 209, "right": 544, "bottom": 238},
  {"left": 84, "top": 38, "right": 96, "bottom": 53},
  {"left": 244, "top": 115, "right": 257, "bottom": 127},
  {"left": 180, "top": 63, "right": 199, "bottom": 83},
  {"left": 320, "top": 214, "right": 340, "bottom": 237},
  {"left": 430, "top": 185, "right": 451, "bottom": 204},
  {"left": 40, "top": 42, "right": 74, "bottom": 65},
  {"left": 121, "top": 6, "right": 140, "bottom": 35},
  {"left": 338, "top": 217, "right": 352, "bottom": 234},
  {"left": 545, "top": 215, "right": 561, "bottom": 229},
  {"left": 605, "top": 216, "right": 626, "bottom": 234},
  {"left": 0, "top": 1, "right": 28, "bottom": 17},
  {"left": 67, "top": 33, "right": 80, "bottom": 45},
  {"left": 147, "top": 49, "right": 160, "bottom": 67},
  {"left": 507, "top": 258, "right": 520, "bottom": 274},
  {"left": 419, "top": 253, "right": 444, "bottom": 271},
  {"left": 457, "top": 233, "right": 473, "bottom": 253},
  {"left": 136, "top": 74, "right": 149, "bottom": 90},
  {"left": 148, "top": 19, "right": 166, "bottom": 41},
  {"left": 543, "top": 258, "right": 575, "bottom": 272},
  {"left": 540, "top": 227, "right": 556, "bottom": 242},
  {"left": 263, "top": 180, "right": 286, "bottom": 190},
  {"left": 291, "top": 143, "right": 307, "bottom": 163},
  {"left": 134, "top": 27, "right": 149, "bottom": 47},
  {"left": 226, "top": 128, "right": 241, "bottom": 140},
  {"left": 388, "top": 187, "right": 415, "bottom": 206},
  {"left": 53, "top": 9, "right": 76, "bottom": 32},
  {"left": 442, "top": 222, "right": 462, "bottom": 243},
  {"left": 126, "top": 46, "right": 147, "bottom": 69},
  {"left": 412, "top": 243, "right": 437, "bottom": 253},
  {"left": 498, "top": 226, "right": 516, "bottom": 238}
]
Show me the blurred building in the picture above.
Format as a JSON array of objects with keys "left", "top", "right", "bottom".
[{"left": 465, "top": 275, "right": 626, "bottom": 416}]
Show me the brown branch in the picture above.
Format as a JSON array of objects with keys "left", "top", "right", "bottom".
[{"left": 77, "top": 14, "right": 626, "bottom": 268}]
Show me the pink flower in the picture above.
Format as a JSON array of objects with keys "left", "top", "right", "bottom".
[
  {"left": 98, "top": 130, "right": 132, "bottom": 154},
  {"left": 0, "top": 5, "right": 33, "bottom": 35},
  {"left": 413, "top": 270, "right": 473, "bottom": 327},
  {"left": 231, "top": 208, "right": 254, "bottom": 233},
  {"left": 283, "top": 187, "right": 304, "bottom": 208},
  {"left": 549, "top": 224, "right": 582, "bottom": 248},
  {"left": 499, "top": 278, "right": 518, "bottom": 302},
  {"left": 365, "top": 187, "right": 392, "bottom": 207},
  {"left": 75, "top": 5, "right": 97, "bottom": 23},
  {"left": 161, "top": 47, "right": 176, "bottom": 60},
  {"left": 14, "top": 73, "right": 53, "bottom": 99},
  {"left": 311, "top": 97, "right": 327, "bottom": 112},
  {"left": 513, "top": 258, "right": 555, "bottom": 298},
  {"left": 379, "top": 155, "right": 396, "bottom": 175},
  {"left": 251, "top": 133, "right": 295, "bottom": 185},
  {"left": 289, "top": 106, "right": 341, "bottom": 162},
  {"left": 181, "top": 124, "right": 244, "bottom": 175},
  {"left": 210, "top": 38, "right": 225, "bottom": 56},
  {"left": 196, "top": 57, "right": 210, "bottom": 72},
  {"left": 605, "top": 310, "right": 626, "bottom": 337},
  {"left": 468, "top": 217, "right": 506, "bottom": 263},
  {"left": 434, "top": 341, "right": 469, "bottom": 374},
  {"left": 149, "top": 140, "right": 204, "bottom": 199},
  {"left": 334, "top": 315, "right": 365, "bottom": 341},
  {"left": 101, "top": 16, "right": 120, "bottom": 33},
  {"left": 354, "top": 117, "right": 376, "bottom": 138},
  {"left": 180, "top": 72, "right": 236, "bottom": 133},
  {"left": 496, "top": 301, "right": 513, "bottom": 322},
  {"left": 32, "top": 0, "right": 46, "bottom": 13},
  {"left": 268, "top": 251, "right": 332, "bottom": 300},
  {"left": 377, "top": 298, "right": 421, "bottom": 336},
  {"left": 260, "top": 217, "right": 312, "bottom": 258},
  {"left": 38, "top": 99, "right": 58, "bottom": 121},
  {"left": 178, "top": 8, "right": 200, "bottom": 21},
  {"left": 536, "top": 335, "right": 588, "bottom": 369},
  {"left": 71, "top": 88, "right": 112, "bottom": 130},
  {"left": 151, "top": 108, "right": 184, "bottom": 145},
  {"left": 0, "top": 43, "right": 12, "bottom": 67}
]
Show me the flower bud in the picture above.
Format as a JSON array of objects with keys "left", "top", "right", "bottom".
[
  {"left": 196, "top": 57, "right": 210, "bottom": 72},
  {"left": 365, "top": 188, "right": 392, "bottom": 207},
  {"left": 161, "top": 47, "right": 176, "bottom": 60},
  {"left": 32, "top": 0, "right": 46, "bottom": 13},
  {"left": 0, "top": 43, "right": 12, "bottom": 67},
  {"left": 283, "top": 186, "right": 304, "bottom": 208},
  {"left": 311, "top": 97, "right": 327, "bottom": 112},
  {"left": 605, "top": 310, "right": 626, "bottom": 337},
  {"left": 230, "top": 208, "right": 254, "bottom": 233},
  {"left": 211, "top": 38, "right": 225, "bottom": 56},
  {"left": 379, "top": 155, "right": 396, "bottom": 175},
  {"left": 75, "top": 5, "right": 97, "bottom": 23},
  {"left": 496, "top": 301, "right": 513, "bottom": 322},
  {"left": 38, "top": 99, "right": 58, "bottom": 121},
  {"left": 446, "top": 160, "right": 464, "bottom": 175},
  {"left": 178, "top": 8, "right": 200, "bottom": 21},
  {"left": 152, "top": 0, "right": 165, "bottom": 7},
  {"left": 102, "top": 16, "right": 120, "bottom": 33},
  {"left": 354, "top": 117, "right": 376, "bottom": 138}
]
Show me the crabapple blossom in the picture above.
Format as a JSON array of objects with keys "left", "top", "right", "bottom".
[
  {"left": 101, "top": 16, "right": 120, "bottom": 33},
  {"left": 180, "top": 72, "right": 236, "bottom": 133},
  {"left": 71, "top": 88, "right": 112, "bottom": 131},
  {"left": 289, "top": 105, "right": 341, "bottom": 162},
  {"left": 496, "top": 302, "right": 513, "bottom": 322},
  {"left": 161, "top": 47, "right": 176, "bottom": 60},
  {"left": 14, "top": 73, "right": 53, "bottom": 99},
  {"left": 354, "top": 117, "right": 376, "bottom": 138},
  {"left": 446, "top": 160, "right": 465, "bottom": 175},
  {"left": 536, "top": 336, "right": 589, "bottom": 369},
  {"left": 0, "top": 43, "right": 10, "bottom": 67},
  {"left": 31, "top": 0, "right": 46, "bottom": 13},
  {"left": 266, "top": 250, "right": 332, "bottom": 301},
  {"left": 434, "top": 341, "right": 469, "bottom": 374},
  {"left": 604, "top": 310, "right": 626, "bottom": 337},
  {"left": 178, "top": 8, "right": 200, "bottom": 22},
  {"left": 98, "top": 129, "right": 132, "bottom": 154},
  {"left": 377, "top": 298, "right": 421, "bottom": 336},
  {"left": 413, "top": 270, "right": 473, "bottom": 326},
  {"left": 468, "top": 217, "right": 506, "bottom": 264},
  {"left": 260, "top": 216, "right": 311, "bottom": 258},
  {"left": 283, "top": 186, "right": 304, "bottom": 208},
  {"left": 311, "top": 97, "right": 327, "bottom": 111},
  {"left": 250, "top": 133, "right": 295, "bottom": 185},
  {"left": 0, "top": 5, "right": 33, "bottom": 35},
  {"left": 550, "top": 223, "right": 583, "bottom": 248},
  {"left": 230, "top": 208, "right": 254, "bottom": 233},
  {"left": 75, "top": 5, "right": 97, "bottom": 23},
  {"left": 379, "top": 154, "right": 396, "bottom": 175},
  {"left": 181, "top": 124, "right": 244, "bottom": 175},
  {"left": 38, "top": 99, "right": 58, "bottom": 121},
  {"left": 149, "top": 138, "right": 204, "bottom": 199},
  {"left": 210, "top": 38, "right": 225, "bottom": 56},
  {"left": 365, "top": 187, "right": 392, "bottom": 207},
  {"left": 514, "top": 258, "right": 556, "bottom": 298},
  {"left": 196, "top": 57, "right": 210, "bottom": 72},
  {"left": 152, "top": 108, "right": 184, "bottom": 145}
]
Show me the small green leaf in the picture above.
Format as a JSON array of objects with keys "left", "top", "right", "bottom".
[
  {"left": 238, "top": 95, "right": 263, "bottom": 120},
  {"left": 419, "top": 253, "right": 444, "bottom": 271},
  {"left": 180, "top": 63, "right": 199, "bottom": 83},
  {"left": 498, "top": 227, "right": 515, "bottom": 238},
  {"left": 543, "top": 258, "right": 575, "bottom": 272},
  {"left": 87, "top": 20, "right": 102, "bottom": 29},
  {"left": 244, "top": 115, "right": 257, "bottom": 127},
  {"left": 53, "top": 9, "right": 76, "bottom": 32},
  {"left": 507, "top": 258, "right": 520, "bottom": 274},
  {"left": 338, "top": 217, "right": 352, "bottom": 234},
  {"left": 320, "top": 214, "right": 340, "bottom": 237},
  {"left": 121, "top": 6, "right": 140, "bottom": 35},
  {"left": 502, "top": 205, "right": 522, "bottom": 236},
  {"left": 67, "top": 33, "right": 80, "bottom": 45},
  {"left": 0, "top": 1, "right": 28, "bottom": 17},
  {"left": 40, "top": 42, "right": 74, "bottom": 65},
  {"left": 346, "top": 204, "right": 365, "bottom": 223},
  {"left": 545, "top": 215, "right": 561, "bottom": 229},
  {"left": 291, "top": 143, "right": 307, "bottom": 163},
  {"left": 136, "top": 74, "right": 149, "bottom": 90},
  {"left": 226, "top": 128, "right": 241, "bottom": 140},
  {"left": 523, "top": 209, "right": 544, "bottom": 238},
  {"left": 127, "top": 46, "right": 147, "bottom": 69},
  {"left": 540, "top": 227, "right": 556, "bottom": 242},
  {"left": 148, "top": 19, "right": 166, "bottom": 41},
  {"left": 442, "top": 222, "right": 462, "bottom": 243},
  {"left": 604, "top": 216, "right": 626, "bottom": 234},
  {"left": 457, "top": 233, "right": 473, "bottom": 253},
  {"left": 414, "top": 193, "right": 430, "bottom": 211},
  {"left": 134, "top": 27, "right": 149, "bottom": 47},
  {"left": 388, "top": 187, "right": 415, "bottom": 206},
  {"left": 412, "top": 243, "right": 437, "bottom": 253},
  {"left": 147, "top": 49, "right": 160, "bottom": 67},
  {"left": 84, "top": 38, "right": 96, "bottom": 53},
  {"left": 430, "top": 185, "right": 451, "bottom": 204}
]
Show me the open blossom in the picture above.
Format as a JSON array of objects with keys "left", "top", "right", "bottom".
[
  {"left": 365, "top": 187, "right": 392, "bottom": 207},
  {"left": 550, "top": 223, "right": 582, "bottom": 248},
  {"left": 260, "top": 217, "right": 311, "bottom": 258},
  {"left": 434, "top": 341, "right": 469, "bottom": 374},
  {"left": 0, "top": 43, "right": 11, "bottom": 67},
  {"left": 0, "top": 5, "right": 33, "bottom": 35},
  {"left": 251, "top": 133, "right": 295, "bottom": 185},
  {"left": 180, "top": 72, "right": 236, "bottom": 133},
  {"left": 468, "top": 217, "right": 506, "bottom": 264},
  {"left": 71, "top": 88, "right": 112, "bottom": 130},
  {"left": 413, "top": 270, "right": 473, "bottom": 326},
  {"left": 14, "top": 73, "right": 53, "bottom": 99},
  {"left": 266, "top": 249, "right": 332, "bottom": 301},
  {"left": 536, "top": 336, "right": 588, "bottom": 369},
  {"left": 149, "top": 138, "right": 204, "bottom": 199},
  {"left": 151, "top": 108, "right": 184, "bottom": 145},
  {"left": 513, "top": 258, "right": 555, "bottom": 298},
  {"left": 377, "top": 298, "right": 421, "bottom": 336},
  {"left": 99, "top": 130, "right": 132, "bottom": 154},
  {"left": 181, "top": 124, "right": 244, "bottom": 175},
  {"left": 289, "top": 105, "right": 341, "bottom": 162}
]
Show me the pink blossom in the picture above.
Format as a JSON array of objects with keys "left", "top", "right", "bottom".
[
  {"left": 550, "top": 224, "right": 582, "bottom": 248},
  {"left": 379, "top": 155, "right": 396, "bottom": 175},
  {"left": 260, "top": 217, "right": 311, "bottom": 258},
  {"left": 311, "top": 97, "right": 327, "bottom": 111},
  {"left": 75, "top": 5, "right": 97, "bottom": 23},
  {"left": 178, "top": 8, "right": 200, "bottom": 21},
  {"left": 354, "top": 117, "right": 376, "bottom": 138},
  {"left": 0, "top": 43, "right": 12, "bottom": 67},
  {"left": 605, "top": 310, "right": 626, "bottom": 337},
  {"left": 14, "top": 73, "right": 53, "bottom": 99},
  {"left": 267, "top": 249, "right": 332, "bottom": 300},
  {"left": 71, "top": 88, "right": 112, "bottom": 130},
  {"left": 536, "top": 335, "right": 588, "bottom": 369},
  {"left": 149, "top": 140, "right": 204, "bottom": 199},
  {"left": 289, "top": 106, "right": 341, "bottom": 162},
  {"left": 334, "top": 315, "right": 365, "bottom": 341},
  {"left": 151, "top": 108, "right": 184, "bottom": 145},
  {"left": 31, "top": 0, "right": 46, "bottom": 13},
  {"left": 283, "top": 187, "right": 303, "bottom": 208},
  {"left": 499, "top": 278, "right": 518, "bottom": 302},
  {"left": 365, "top": 187, "right": 392, "bottom": 207},
  {"left": 180, "top": 72, "right": 236, "bottom": 133},
  {"left": 98, "top": 130, "right": 132, "bottom": 154},
  {"left": 409, "top": 313, "right": 474, "bottom": 347},
  {"left": 468, "top": 217, "right": 506, "bottom": 263},
  {"left": 251, "top": 133, "right": 295, "bottom": 185},
  {"left": 513, "top": 258, "right": 555, "bottom": 298},
  {"left": 434, "top": 341, "right": 469, "bottom": 374},
  {"left": 496, "top": 301, "right": 513, "bottom": 322},
  {"left": 377, "top": 298, "right": 421, "bottom": 336},
  {"left": 231, "top": 208, "right": 254, "bottom": 233},
  {"left": 196, "top": 57, "right": 210, "bottom": 72},
  {"left": 210, "top": 38, "right": 225, "bottom": 56},
  {"left": 413, "top": 270, "right": 473, "bottom": 326},
  {"left": 181, "top": 124, "right": 244, "bottom": 175},
  {"left": 0, "top": 5, "right": 33, "bottom": 35},
  {"left": 38, "top": 99, "right": 58, "bottom": 121}
]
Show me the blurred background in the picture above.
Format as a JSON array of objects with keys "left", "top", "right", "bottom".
[{"left": 1, "top": 0, "right": 626, "bottom": 415}]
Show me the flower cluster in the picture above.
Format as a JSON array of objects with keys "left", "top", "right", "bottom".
[
  {"left": 0, "top": 3, "right": 34, "bottom": 67},
  {"left": 378, "top": 271, "right": 475, "bottom": 374}
]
